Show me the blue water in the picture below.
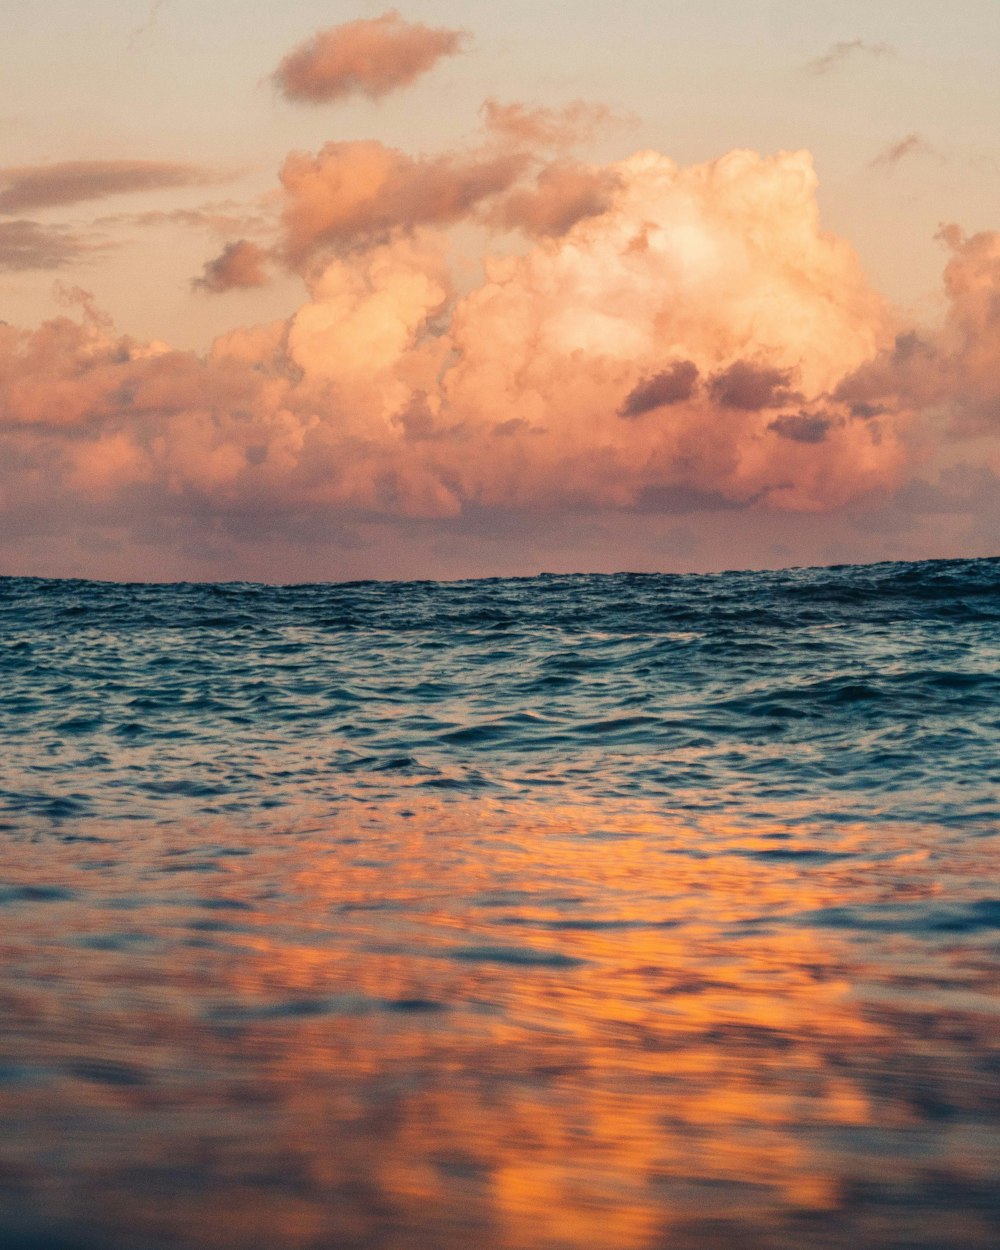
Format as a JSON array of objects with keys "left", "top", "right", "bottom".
[
  {"left": 1, "top": 557, "right": 998, "bottom": 1249},
  {"left": 3, "top": 557, "right": 998, "bottom": 830}
]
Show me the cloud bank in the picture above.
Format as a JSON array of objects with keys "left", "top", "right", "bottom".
[
  {"left": 1, "top": 19, "right": 997, "bottom": 579},
  {"left": 0, "top": 146, "right": 913, "bottom": 536}
]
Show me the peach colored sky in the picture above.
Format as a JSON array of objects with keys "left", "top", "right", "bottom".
[{"left": 1, "top": 3, "right": 998, "bottom": 581}]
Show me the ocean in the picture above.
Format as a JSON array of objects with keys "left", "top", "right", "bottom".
[{"left": 1, "top": 557, "right": 998, "bottom": 1249}]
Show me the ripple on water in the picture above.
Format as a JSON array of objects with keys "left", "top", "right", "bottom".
[{"left": 0, "top": 558, "right": 998, "bottom": 1249}]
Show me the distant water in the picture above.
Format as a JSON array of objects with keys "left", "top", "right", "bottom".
[{"left": 1, "top": 558, "right": 998, "bottom": 1249}]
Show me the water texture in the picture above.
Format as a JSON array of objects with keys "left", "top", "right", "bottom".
[{"left": 0, "top": 557, "right": 998, "bottom": 1249}]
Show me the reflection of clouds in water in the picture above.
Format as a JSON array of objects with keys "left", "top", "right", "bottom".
[{"left": 1, "top": 796, "right": 998, "bottom": 1249}]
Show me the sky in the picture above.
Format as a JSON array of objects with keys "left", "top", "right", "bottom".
[{"left": 1, "top": 0, "right": 999, "bottom": 582}]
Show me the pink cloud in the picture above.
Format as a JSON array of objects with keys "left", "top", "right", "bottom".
[
  {"left": 489, "top": 161, "right": 621, "bottom": 237},
  {"left": 273, "top": 11, "right": 468, "bottom": 105},
  {"left": 2, "top": 141, "right": 1000, "bottom": 578},
  {"left": 97, "top": 202, "right": 270, "bottom": 236},
  {"left": 279, "top": 140, "right": 526, "bottom": 263},
  {"left": 0, "top": 160, "right": 221, "bottom": 213},
  {"left": 836, "top": 225, "right": 1000, "bottom": 439},
  {"left": 0, "top": 220, "right": 104, "bottom": 270},
  {"left": 193, "top": 240, "right": 270, "bottom": 293},
  {"left": 481, "top": 99, "right": 622, "bottom": 150}
]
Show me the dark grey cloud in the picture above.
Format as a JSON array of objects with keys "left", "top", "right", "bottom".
[
  {"left": 768, "top": 413, "right": 833, "bottom": 444},
  {"left": 619, "top": 361, "right": 699, "bottom": 417},
  {"left": 709, "top": 361, "right": 800, "bottom": 411}
]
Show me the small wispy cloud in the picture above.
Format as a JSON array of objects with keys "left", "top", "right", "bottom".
[
  {"left": 0, "top": 220, "right": 108, "bottom": 271},
  {"left": 807, "top": 39, "right": 895, "bottom": 76},
  {"left": 128, "top": 0, "right": 170, "bottom": 51},
  {"left": 0, "top": 160, "right": 223, "bottom": 214},
  {"left": 869, "top": 133, "right": 937, "bottom": 171},
  {"left": 96, "top": 201, "right": 270, "bottom": 237}
]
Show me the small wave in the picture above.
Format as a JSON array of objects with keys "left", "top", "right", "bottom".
[{"left": 0, "top": 555, "right": 995, "bottom": 825}]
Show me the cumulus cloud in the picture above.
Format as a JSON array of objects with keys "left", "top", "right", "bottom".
[
  {"left": 0, "top": 160, "right": 220, "bottom": 213},
  {"left": 273, "top": 11, "right": 467, "bottom": 105},
  {"left": 193, "top": 240, "right": 270, "bottom": 293},
  {"left": 807, "top": 39, "right": 894, "bottom": 76},
  {"left": 835, "top": 224, "right": 1000, "bottom": 439},
  {"left": 0, "top": 146, "right": 912, "bottom": 535},
  {"left": 2, "top": 12, "right": 998, "bottom": 579},
  {"left": 5, "top": 116, "right": 1000, "bottom": 580}
]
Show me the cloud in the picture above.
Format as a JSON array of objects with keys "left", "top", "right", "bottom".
[
  {"left": 768, "top": 413, "right": 834, "bottom": 443},
  {"left": 193, "top": 240, "right": 270, "bottom": 293},
  {"left": 273, "top": 10, "right": 467, "bottom": 105},
  {"left": 869, "top": 133, "right": 936, "bottom": 171},
  {"left": 274, "top": 100, "right": 630, "bottom": 259},
  {"left": 0, "top": 220, "right": 101, "bottom": 270},
  {"left": 5, "top": 128, "right": 1000, "bottom": 580},
  {"left": 128, "top": 0, "right": 170, "bottom": 50},
  {"left": 0, "top": 146, "right": 907, "bottom": 535},
  {"left": 0, "top": 160, "right": 221, "bottom": 214},
  {"left": 489, "top": 161, "right": 620, "bottom": 237},
  {"left": 619, "top": 361, "right": 699, "bottom": 417},
  {"left": 97, "top": 201, "right": 270, "bottom": 236},
  {"left": 481, "top": 99, "right": 623, "bottom": 150},
  {"left": 834, "top": 225, "right": 1000, "bottom": 439},
  {"left": 278, "top": 140, "right": 526, "bottom": 263},
  {"left": 807, "top": 39, "right": 894, "bottom": 76},
  {"left": 708, "top": 361, "right": 801, "bottom": 410}
]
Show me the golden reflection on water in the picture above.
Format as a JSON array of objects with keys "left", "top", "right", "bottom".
[{"left": 1, "top": 797, "right": 998, "bottom": 1249}]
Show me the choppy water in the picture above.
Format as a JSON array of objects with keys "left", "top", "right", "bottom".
[{"left": 1, "top": 557, "right": 998, "bottom": 1249}]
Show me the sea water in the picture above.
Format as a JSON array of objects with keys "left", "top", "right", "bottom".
[{"left": 1, "top": 558, "right": 998, "bottom": 1249}]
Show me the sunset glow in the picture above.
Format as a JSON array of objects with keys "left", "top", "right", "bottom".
[
  {"left": 2, "top": 11, "right": 998, "bottom": 1250},
  {"left": 2, "top": 2, "right": 998, "bottom": 580}
]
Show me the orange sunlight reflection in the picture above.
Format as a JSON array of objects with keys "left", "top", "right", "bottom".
[{"left": 1, "top": 796, "right": 997, "bottom": 1249}]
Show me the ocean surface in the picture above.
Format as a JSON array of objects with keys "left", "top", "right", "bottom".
[{"left": 1, "top": 556, "right": 998, "bottom": 1250}]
